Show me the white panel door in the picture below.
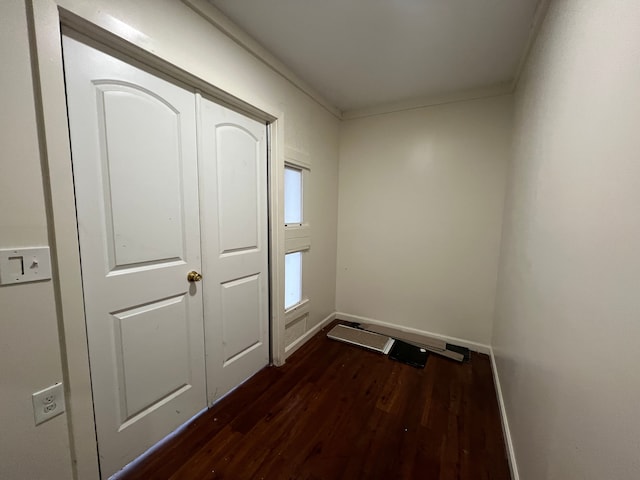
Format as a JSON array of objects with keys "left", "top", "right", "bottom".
[
  {"left": 198, "top": 96, "right": 270, "bottom": 403},
  {"left": 62, "top": 36, "right": 206, "bottom": 478}
]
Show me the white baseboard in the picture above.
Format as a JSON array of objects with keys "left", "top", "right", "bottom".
[
  {"left": 334, "top": 312, "right": 491, "bottom": 354},
  {"left": 490, "top": 349, "right": 519, "bottom": 480},
  {"left": 285, "top": 312, "right": 336, "bottom": 359}
]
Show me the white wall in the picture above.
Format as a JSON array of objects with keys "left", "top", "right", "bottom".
[
  {"left": 2, "top": 0, "right": 339, "bottom": 478},
  {"left": 336, "top": 96, "right": 512, "bottom": 344},
  {"left": 0, "top": 2, "right": 74, "bottom": 479},
  {"left": 493, "top": 1, "right": 640, "bottom": 479}
]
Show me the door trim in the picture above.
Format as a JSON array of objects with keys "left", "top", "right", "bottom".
[{"left": 27, "top": 2, "right": 287, "bottom": 478}]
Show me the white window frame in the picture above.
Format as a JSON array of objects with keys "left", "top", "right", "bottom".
[
  {"left": 284, "top": 147, "right": 311, "bottom": 325},
  {"left": 284, "top": 165, "right": 303, "bottom": 226},
  {"left": 284, "top": 251, "right": 303, "bottom": 310}
]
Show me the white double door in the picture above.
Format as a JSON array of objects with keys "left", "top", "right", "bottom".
[{"left": 63, "top": 35, "right": 269, "bottom": 478}]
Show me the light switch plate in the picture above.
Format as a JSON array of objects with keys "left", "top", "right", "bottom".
[
  {"left": 0, "top": 247, "right": 51, "bottom": 285},
  {"left": 32, "top": 382, "right": 65, "bottom": 425}
]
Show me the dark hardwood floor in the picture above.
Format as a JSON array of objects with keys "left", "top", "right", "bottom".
[{"left": 116, "top": 321, "right": 511, "bottom": 480}]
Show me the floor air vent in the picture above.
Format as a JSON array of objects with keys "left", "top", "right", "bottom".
[{"left": 327, "top": 324, "right": 395, "bottom": 354}]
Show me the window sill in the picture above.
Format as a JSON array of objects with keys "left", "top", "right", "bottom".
[{"left": 285, "top": 298, "right": 310, "bottom": 326}]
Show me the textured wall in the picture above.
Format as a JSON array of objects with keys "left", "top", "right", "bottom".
[
  {"left": 0, "top": 1, "right": 74, "bottom": 479},
  {"left": 493, "top": 1, "right": 640, "bottom": 478},
  {"left": 337, "top": 95, "right": 512, "bottom": 344}
]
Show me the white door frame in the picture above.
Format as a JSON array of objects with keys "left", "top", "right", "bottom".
[{"left": 27, "top": 2, "right": 287, "bottom": 478}]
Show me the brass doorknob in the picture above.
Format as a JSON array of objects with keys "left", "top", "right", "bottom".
[{"left": 187, "top": 271, "right": 203, "bottom": 282}]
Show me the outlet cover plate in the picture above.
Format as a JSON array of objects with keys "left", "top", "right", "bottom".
[{"left": 32, "top": 382, "right": 65, "bottom": 425}]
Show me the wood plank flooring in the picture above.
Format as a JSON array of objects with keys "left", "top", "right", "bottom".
[{"left": 115, "top": 321, "right": 511, "bottom": 480}]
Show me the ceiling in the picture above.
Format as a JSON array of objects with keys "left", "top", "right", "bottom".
[{"left": 208, "top": 0, "right": 542, "bottom": 113}]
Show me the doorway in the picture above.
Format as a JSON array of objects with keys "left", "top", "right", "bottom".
[{"left": 63, "top": 33, "right": 270, "bottom": 478}]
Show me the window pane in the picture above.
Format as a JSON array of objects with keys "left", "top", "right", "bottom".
[
  {"left": 284, "top": 251, "right": 302, "bottom": 309},
  {"left": 284, "top": 166, "right": 302, "bottom": 224}
]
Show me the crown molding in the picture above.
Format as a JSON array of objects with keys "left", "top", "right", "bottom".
[
  {"left": 183, "top": 0, "right": 549, "bottom": 122},
  {"left": 182, "top": 0, "right": 342, "bottom": 119},
  {"left": 341, "top": 82, "right": 513, "bottom": 120}
]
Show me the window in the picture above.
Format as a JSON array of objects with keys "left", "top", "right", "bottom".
[
  {"left": 284, "top": 166, "right": 302, "bottom": 225},
  {"left": 283, "top": 148, "right": 311, "bottom": 317},
  {"left": 284, "top": 251, "right": 302, "bottom": 309}
]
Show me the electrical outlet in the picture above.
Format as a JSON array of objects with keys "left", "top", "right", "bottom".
[{"left": 32, "top": 382, "right": 65, "bottom": 425}]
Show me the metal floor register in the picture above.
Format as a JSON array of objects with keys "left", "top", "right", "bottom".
[{"left": 327, "top": 324, "right": 395, "bottom": 354}]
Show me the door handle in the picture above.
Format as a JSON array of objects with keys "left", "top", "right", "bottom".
[{"left": 187, "top": 271, "right": 203, "bottom": 282}]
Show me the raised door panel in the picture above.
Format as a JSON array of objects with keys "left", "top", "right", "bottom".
[
  {"left": 216, "top": 125, "right": 260, "bottom": 255},
  {"left": 97, "top": 84, "right": 186, "bottom": 270},
  {"left": 113, "top": 295, "right": 191, "bottom": 425},
  {"left": 220, "top": 274, "right": 262, "bottom": 365}
]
